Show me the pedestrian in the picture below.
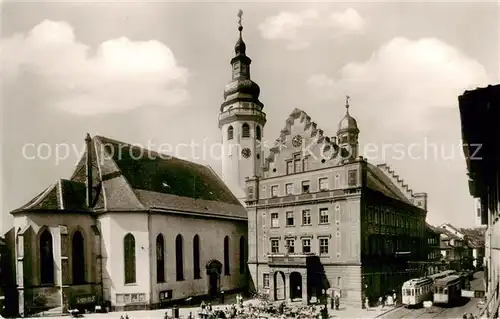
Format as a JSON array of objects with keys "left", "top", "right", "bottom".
[
  {"left": 335, "top": 295, "right": 340, "bottom": 310},
  {"left": 463, "top": 313, "right": 468, "bottom": 319},
  {"left": 164, "top": 311, "right": 169, "bottom": 319},
  {"left": 201, "top": 300, "right": 206, "bottom": 310},
  {"left": 365, "top": 297, "right": 370, "bottom": 309},
  {"left": 124, "top": 314, "right": 129, "bottom": 319},
  {"left": 120, "top": 316, "right": 124, "bottom": 319},
  {"left": 220, "top": 290, "right": 225, "bottom": 304}
]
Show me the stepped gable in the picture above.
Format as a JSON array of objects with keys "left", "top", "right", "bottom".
[
  {"left": 12, "top": 135, "right": 247, "bottom": 220},
  {"left": 366, "top": 163, "right": 411, "bottom": 204},
  {"left": 372, "top": 163, "right": 426, "bottom": 207},
  {"left": 263, "top": 108, "right": 341, "bottom": 171}
]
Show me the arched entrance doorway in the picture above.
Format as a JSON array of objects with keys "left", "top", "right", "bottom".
[
  {"left": 206, "top": 260, "right": 222, "bottom": 298},
  {"left": 290, "top": 272, "right": 302, "bottom": 300},
  {"left": 274, "top": 271, "right": 286, "bottom": 300}
]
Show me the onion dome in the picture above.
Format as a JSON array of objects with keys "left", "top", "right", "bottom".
[
  {"left": 338, "top": 96, "right": 359, "bottom": 133},
  {"left": 224, "top": 79, "right": 260, "bottom": 100}
]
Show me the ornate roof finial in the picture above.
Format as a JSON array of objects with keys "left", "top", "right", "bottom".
[
  {"left": 345, "top": 95, "right": 350, "bottom": 113},
  {"left": 237, "top": 9, "right": 243, "bottom": 34}
]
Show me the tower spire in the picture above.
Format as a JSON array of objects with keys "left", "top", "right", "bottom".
[
  {"left": 237, "top": 9, "right": 243, "bottom": 35},
  {"left": 345, "top": 95, "right": 350, "bottom": 114}
]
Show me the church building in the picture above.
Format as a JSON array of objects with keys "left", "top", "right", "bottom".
[
  {"left": 218, "top": 16, "right": 430, "bottom": 307},
  {"left": 4, "top": 134, "right": 248, "bottom": 315}
]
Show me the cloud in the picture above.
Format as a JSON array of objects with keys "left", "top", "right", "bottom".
[
  {"left": 259, "top": 8, "right": 365, "bottom": 50},
  {"left": 307, "top": 37, "right": 491, "bottom": 132},
  {"left": 2, "top": 20, "right": 189, "bottom": 115},
  {"left": 328, "top": 8, "right": 365, "bottom": 33}
]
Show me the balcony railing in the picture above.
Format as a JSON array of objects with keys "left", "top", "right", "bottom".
[{"left": 219, "top": 107, "right": 266, "bottom": 121}]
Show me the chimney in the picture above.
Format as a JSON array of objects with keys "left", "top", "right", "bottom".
[{"left": 85, "top": 133, "right": 93, "bottom": 207}]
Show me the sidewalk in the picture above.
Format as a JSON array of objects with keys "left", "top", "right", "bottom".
[
  {"left": 328, "top": 304, "right": 401, "bottom": 318},
  {"left": 30, "top": 299, "right": 401, "bottom": 319}
]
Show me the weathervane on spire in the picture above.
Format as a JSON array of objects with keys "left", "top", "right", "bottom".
[{"left": 237, "top": 9, "right": 243, "bottom": 31}]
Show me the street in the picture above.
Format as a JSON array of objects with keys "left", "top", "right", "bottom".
[{"left": 381, "top": 298, "right": 482, "bottom": 318}]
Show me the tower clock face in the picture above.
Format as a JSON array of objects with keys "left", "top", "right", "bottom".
[
  {"left": 292, "top": 135, "right": 303, "bottom": 148},
  {"left": 241, "top": 148, "right": 251, "bottom": 158}
]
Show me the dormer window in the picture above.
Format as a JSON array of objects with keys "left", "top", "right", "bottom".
[
  {"left": 256, "top": 126, "right": 262, "bottom": 141},
  {"left": 227, "top": 126, "right": 234, "bottom": 140},
  {"left": 242, "top": 123, "right": 250, "bottom": 138}
]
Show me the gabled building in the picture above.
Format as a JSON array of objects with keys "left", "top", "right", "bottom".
[
  {"left": 6, "top": 135, "right": 248, "bottom": 316},
  {"left": 222, "top": 21, "right": 430, "bottom": 306},
  {"left": 425, "top": 224, "right": 444, "bottom": 274}
]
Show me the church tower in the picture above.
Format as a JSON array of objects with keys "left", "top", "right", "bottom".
[
  {"left": 337, "top": 96, "right": 359, "bottom": 161},
  {"left": 219, "top": 10, "right": 266, "bottom": 201}
]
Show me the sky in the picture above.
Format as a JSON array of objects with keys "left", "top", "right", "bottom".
[{"left": 1, "top": 0, "right": 499, "bottom": 234}]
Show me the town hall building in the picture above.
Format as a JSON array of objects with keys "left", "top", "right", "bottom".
[{"left": 218, "top": 16, "right": 430, "bottom": 307}]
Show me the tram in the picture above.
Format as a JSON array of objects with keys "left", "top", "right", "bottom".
[
  {"left": 433, "top": 275, "right": 462, "bottom": 305},
  {"left": 457, "top": 271, "right": 471, "bottom": 290},
  {"left": 402, "top": 277, "right": 434, "bottom": 306},
  {"left": 401, "top": 270, "right": 457, "bottom": 307}
]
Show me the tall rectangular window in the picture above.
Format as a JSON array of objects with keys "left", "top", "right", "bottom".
[
  {"left": 285, "top": 183, "right": 293, "bottom": 195},
  {"left": 302, "top": 210, "right": 311, "bottom": 225},
  {"left": 271, "top": 213, "right": 279, "bottom": 228},
  {"left": 271, "top": 239, "right": 279, "bottom": 253},
  {"left": 286, "top": 211, "right": 294, "bottom": 226},
  {"left": 301, "top": 181, "right": 310, "bottom": 193},
  {"left": 286, "top": 161, "right": 293, "bottom": 175},
  {"left": 302, "top": 239, "right": 311, "bottom": 253},
  {"left": 302, "top": 157, "right": 309, "bottom": 171},
  {"left": 294, "top": 160, "right": 302, "bottom": 173},
  {"left": 319, "top": 178, "right": 328, "bottom": 191},
  {"left": 263, "top": 274, "right": 270, "bottom": 288},
  {"left": 271, "top": 185, "right": 278, "bottom": 197},
  {"left": 319, "top": 238, "right": 329, "bottom": 255},
  {"left": 286, "top": 239, "right": 295, "bottom": 253},
  {"left": 319, "top": 208, "right": 329, "bottom": 224},
  {"left": 348, "top": 170, "right": 357, "bottom": 186}
]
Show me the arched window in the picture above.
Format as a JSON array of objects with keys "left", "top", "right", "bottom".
[
  {"left": 239, "top": 236, "right": 245, "bottom": 274},
  {"left": 193, "top": 235, "right": 201, "bottom": 279},
  {"left": 124, "top": 233, "right": 136, "bottom": 284},
  {"left": 156, "top": 234, "right": 165, "bottom": 283},
  {"left": 72, "top": 230, "right": 85, "bottom": 285},
  {"left": 40, "top": 229, "right": 54, "bottom": 285},
  {"left": 227, "top": 126, "right": 234, "bottom": 140},
  {"left": 224, "top": 236, "right": 230, "bottom": 275},
  {"left": 242, "top": 123, "right": 250, "bottom": 138},
  {"left": 256, "top": 126, "right": 261, "bottom": 141},
  {"left": 176, "top": 234, "right": 184, "bottom": 281}
]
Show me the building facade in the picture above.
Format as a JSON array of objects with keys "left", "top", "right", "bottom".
[
  {"left": 222, "top": 23, "right": 430, "bottom": 306},
  {"left": 5, "top": 135, "right": 248, "bottom": 316},
  {"left": 459, "top": 84, "right": 500, "bottom": 318},
  {"left": 425, "top": 224, "right": 443, "bottom": 275}
]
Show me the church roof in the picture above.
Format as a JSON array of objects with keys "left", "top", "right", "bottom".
[
  {"left": 12, "top": 179, "right": 89, "bottom": 213},
  {"left": 12, "top": 135, "right": 247, "bottom": 220}
]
